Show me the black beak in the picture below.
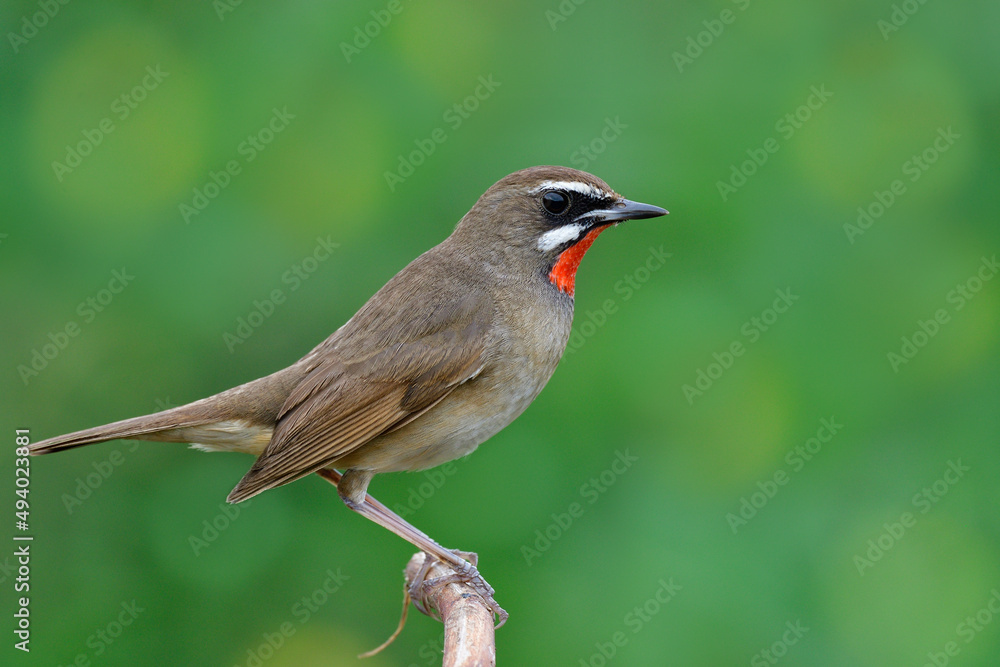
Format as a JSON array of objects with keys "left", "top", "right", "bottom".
[{"left": 579, "top": 198, "right": 668, "bottom": 225}]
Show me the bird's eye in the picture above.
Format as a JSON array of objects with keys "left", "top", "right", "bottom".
[{"left": 542, "top": 191, "right": 571, "bottom": 215}]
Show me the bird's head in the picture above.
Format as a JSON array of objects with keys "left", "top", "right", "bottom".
[{"left": 454, "top": 166, "right": 667, "bottom": 296}]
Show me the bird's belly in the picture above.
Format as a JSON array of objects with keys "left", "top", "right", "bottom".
[{"left": 335, "top": 355, "right": 558, "bottom": 473}]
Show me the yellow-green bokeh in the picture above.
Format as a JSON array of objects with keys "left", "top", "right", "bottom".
[{"left": 3, "top": 1, "right": 998, "bottom": 665}]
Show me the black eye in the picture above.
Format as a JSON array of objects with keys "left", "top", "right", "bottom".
[{"left": 542, "top": 191, "right": 571, "bottom": 215}]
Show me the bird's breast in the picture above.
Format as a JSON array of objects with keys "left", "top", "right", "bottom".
[{"left": 336, "top": 291, "right": 573, "bottom": 473}]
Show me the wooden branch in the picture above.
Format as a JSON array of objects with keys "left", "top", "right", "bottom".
[
  {"left": 316, "top": 470, "right": 497, "bottom": 664},
  {"left": 405, "top": 552, "right": 496, "bottom": 667}
]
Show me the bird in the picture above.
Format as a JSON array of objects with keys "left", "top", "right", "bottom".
[{"left": 29, "top": 165, "right": 667, "bottom": 625}]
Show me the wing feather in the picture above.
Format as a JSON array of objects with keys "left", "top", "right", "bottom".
[{"left": 227, "top": 287, "right": 493, "bottom": 502}]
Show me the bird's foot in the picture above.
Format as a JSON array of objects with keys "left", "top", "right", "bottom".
[{"left": 408, "top": 550, "right": 509, "bottom": 628}]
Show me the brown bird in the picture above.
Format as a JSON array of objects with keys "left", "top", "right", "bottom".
[{"left": 29, "top": 165, "right": 667, "bottom": 625}]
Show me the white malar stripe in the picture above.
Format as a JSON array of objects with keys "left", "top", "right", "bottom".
[
  {"left": 538, "top": 223, "right": 585, "bottom": 251},
  {"left": 530, "top": 180, "right": 611, "bottom": 200}
]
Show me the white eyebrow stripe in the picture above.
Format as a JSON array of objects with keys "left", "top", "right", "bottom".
[
  {"left": 537, "top": 223, "right": 585, "bottom": 251},
  {"left": 529, "top": 180, "right": 612, "bottom": 199}
]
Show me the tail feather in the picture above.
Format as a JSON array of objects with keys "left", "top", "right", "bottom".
[
  {"left": 28, "top": 407, "right": 218, "bottom": 455},
  {"left": 28, "top": 365, "right": 307, "bottom": 456}
]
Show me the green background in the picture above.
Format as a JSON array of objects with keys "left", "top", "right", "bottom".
[{"left": 3, "top": 1, "right": 999, "bottom": 665}]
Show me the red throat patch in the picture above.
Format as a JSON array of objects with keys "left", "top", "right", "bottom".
[{"left": 548, "top": 227, "right": 606, "bottom": 296}]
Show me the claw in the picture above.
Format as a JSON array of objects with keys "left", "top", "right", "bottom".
[{"left": 407, "top": 550, "right": 508, "bottom": 627}]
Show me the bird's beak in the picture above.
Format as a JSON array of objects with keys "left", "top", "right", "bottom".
[{"left": 579, "top": 198, "right": 669, "bottom": 225}]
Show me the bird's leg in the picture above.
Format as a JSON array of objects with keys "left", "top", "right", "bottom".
[{"left": 315, "top": 468, "right": 508, "bottom": 627}]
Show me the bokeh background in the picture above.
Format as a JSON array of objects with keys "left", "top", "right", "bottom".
[{"left": 3, "top": 1, "right": 999, "bottom": 665}]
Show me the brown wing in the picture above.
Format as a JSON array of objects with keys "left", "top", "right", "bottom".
[{"left": 226, "top": 286, "right": 493, "bottom": 503}]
